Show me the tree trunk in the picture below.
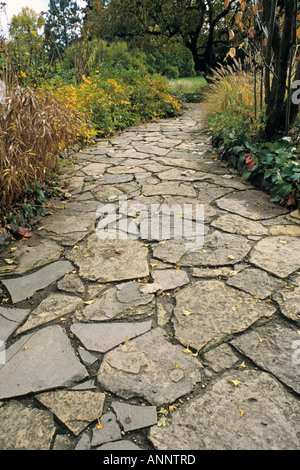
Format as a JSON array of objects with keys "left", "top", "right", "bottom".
[{"left": 265, "top": 0, "right": 297, "bottom": 138}]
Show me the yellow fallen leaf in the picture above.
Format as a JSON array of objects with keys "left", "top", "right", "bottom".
[
  {"left": 157, "top": 416, "right": 167, "bottom": 427},
  {"left": 253, "top": 295, "right": 258, "bottom": 299},
  {"left": 96, "top": 418, "right": 104, "bottom": 429},
  {"left": 84, "top": 298, "right": 99, "bottom": 305},
  {"left": 230, "top": 380, "right": 241, "bottom": 388},
  {"left": 183, "top": 343, "right": 192, "bottom": 354},
  {"left": 150, "top": 263, "right": 158, "bottom": 268},
  {"left": 228, "top": 255, "right": 235, "bottom": 260},
  {"left": 4, "top": 258, "right": 15, "bottom": 265},
  {"left": 237, "top": 361, "right": 246, "bottom": 368},
  {"left": 123, "top": 336, "right": 130, "bottom": 343},
  {"left": 238, "top": 406, "right": 246, "bottom": 418},
  {"left": 168, "top": 364, "right": 179, "bottom": 370},
  {"left": 83, "top": 254, "right": 90, "bottom": 257},
  {"left": 169, "top": 405, "right": 177, "bottom": 412}
]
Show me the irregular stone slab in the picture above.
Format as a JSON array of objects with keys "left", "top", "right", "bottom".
[
  {"left": 250, "top": 236, "right": 300, "bottom": 278},
  {"left": 153, "top": 231, "right": 251, "bottom": 267},
  {"left": 97, "top": 440, "right": 142, "bottom": 450},
  {"left": 70, "top": 320, "right": 152, "bottom": 353},
  {"left": 81, "top": 162, "right": 109, "bottom": 177},
  {"left": 77, "top": 283, "right": 154, "bottom": 322},
  {"left": 216, "top": 190, "right": 288, "bottom": 220},
  {"left": 226, "top": 268, "right": 284, "bottom": 299},
  {"left": 0, "top": 238, "right": 63, "bottom": 276},
  {"left": 269, "top": 224, "right": 300, "bottom": 236},
  {"left": 63, "top": 199, "right": 101, "bottom": 214},
  {"left": 273, "top": 286, "right": 300, "bottom": 324},
  {"left": 140, "top": 269, "right": 189, "bottom": 294},
  {"left": 199, "top": 173, "right": 253, "bottom": 190},
  {"left": 142, "top": 182, "right": 197, "bottom": 198},
  {"left": 111, "top": 402, "right": 157, "bottom": 432},
  {"left": 193, "top": 181, "right": 235, "bottom": 201},
  {"left": 75, "top": 433, "right": 91, "bottom": 450},
  {"left": 39, "top": 212, "right": 96, "bottom": 246},
  {"left": 97, "top": 328, "right": 202, "bottom": 406},
  {"left": 190, "top": 266, "right": 234, "bottom": 278},
  {"left": 16, "top": 293, "right": 84, "bottom": 335},
  {"left": 202, "top": 343, "right": 239, "bottom": 373},
  {"left": 231, "top": 322, "right": 300, "bottom": 394},
  {"left": 161, "top": 196, "right": 217, "bottom": 222},
  {"left": 211, "top": 213, "right": 269, "bottom": 236},
  {"left": 1, "top": 260, "right": 74, "bottom": 304},
  {"left": 173, "top": 280, "right": 276, "bottom": 353},
  {"left": 91, "top": 411, "right": 122, "bottom": 447},
  {"left": 0, "top": 325, "right": 88, "bottom": 399},
  {"left": 36, "top": 390, "right": 105, "bottom": 436},
  {"left": 134, "top": 144, "right": 170, "bottom": 156},
  {"left": 149, "top": 369, "right": 300, "bottom": 450},
  {"left": 67, "top": 234, "right": 149, "bottom": 282},
  {"left": 0, "top": 400, "right": 56, "bottom": 450},
  {"left": 0, "top": 306, "right": 29, "bottom": 343},
  {"left": 95, "top": 174, "right": 134, "bottom": 185},
  {"left": 92, "top": 185, "right": 124, "bottom": 203},
  {"left": 157, "top": 168, "right": 209, "bottom": 182},
  {"left": 57, "top": 273, "right": 86, "bottom": 296}
]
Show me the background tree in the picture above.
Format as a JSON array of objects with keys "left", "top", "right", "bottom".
[
  {"left": 44, "top": 0, "right": 82, "bottom": 60},
  {"left": 86, "top": 0, "right": 241, "bottom": 75},
  {"left": 0, "top": 7, "right": 48, "bottom": 85},
  {"left": 230, "top": 0, "right": 299, "bottom": 137}
]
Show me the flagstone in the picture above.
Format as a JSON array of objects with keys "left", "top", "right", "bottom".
[
  {"left": 0, "top": 400, "right": 56, "bottom": 450},
  {"left": 273, "top": 285, "right": 300, "bottom": 324},
  {"left": 0, "top": 326, "right": 88, "bottom": 399},
  {"left": 111, "top": 402, "right": 157, "bottom": 432},
  {"left": 15, "top": 292, "right": 84, "bottom": 335},
  {"left": 142, "top": 181, "right": 197, "bottom": 197},
  {"left": 36, "top": 390, "right": 105, "bottom": 436},
  {"left": 231, "top": 321, "right": 300, "bottom": 394},
  {"left": 211, "top": 213, "right": 269, "bottom": 236},
  {"left": 152, "top": 231, "right": 251, "bottom": 267},
  {"left": 70, "top": 320, "right": 152, "bottom": 353},
  {"left": 38, "top": 212, "right": 96, "bottom": 246},
  {"left": 0, "top": 306, "right": 30, "bottom": 343},
  {"left": 172, "top": 280, "right": 276, "bottom": 353},
  {"left": 1, "top": 260, "right": 74, "bottom": 304},
  {"left": 226, "top": 267, "right": 284, "bottom": 299},
  {"left": 0, "top": 238, "right": 64, "bottom": 276},
  {"left": 97, "top": 328, "right": 202, "bottom": 406},
  {"left": 66, "top": 234, "right": 149, "bottom": 282},
  {"left": 216, "top": 190, "right": 289, "bottom": 220},
  {"left": 249, "top": 236, "right": 300, "bottom": 278},
  {"left": 149, "top": 369, "right": 300, "bottom": 450}
]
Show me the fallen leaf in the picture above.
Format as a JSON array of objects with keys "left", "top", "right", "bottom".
[
  {"left": 157, "top": 416, "right": 167, "bottom": 427},
  {"left": 84, "top": 298, "right": 99, "bottom": 305},
  {"left": 4, "top": 258, "right": 15, "bottom": 265},
  {"left": 237, "top": 361, "right": 246, "bottom": 368},
  {"left": 238, "top": 406, "right": 246, "bottom": 418},
  {"left": 228, "top": 255, "right": 235, "bottom": 260},
  {"left": 230, "top": 380, "right": 241, "bottom": 388},
  {"left": 17, "top": 226, "right": 34, "bottom": 238},
  {"left": 169, "top": 405, "right": 177, "bottom": 412},
  {"left": 96, "top": 418, "right": 104, "bottom": 429}
]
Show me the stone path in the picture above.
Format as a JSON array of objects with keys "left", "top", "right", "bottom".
[{"left": 0, "top": 104, "right": 300, "bottom": 450}]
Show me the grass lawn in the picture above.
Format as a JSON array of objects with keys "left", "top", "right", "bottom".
[{"left": 170, "top": 76, "right": 207, "bottom": 92}]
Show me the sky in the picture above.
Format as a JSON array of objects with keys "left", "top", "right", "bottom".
[{"left": 0, "top": 0, "right": 87, "bottom": 36}]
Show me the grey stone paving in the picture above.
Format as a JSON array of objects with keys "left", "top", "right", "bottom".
[{"left": 0, "top": 104, "right": 300, "bottom": 450}]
